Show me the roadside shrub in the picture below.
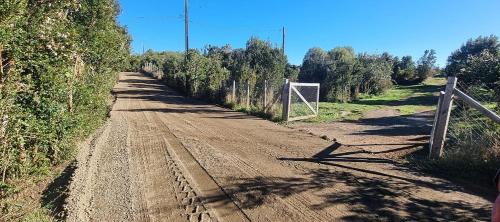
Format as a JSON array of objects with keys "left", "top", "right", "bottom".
[
  {"left": 138, "top": 37, "right": 287, "bottom": 117},
  {"left": 299, "top": 48, "right": 394, "bottom": 102},
  {"left": 0, "top": 0, "right": 130, "bottom": 186}
]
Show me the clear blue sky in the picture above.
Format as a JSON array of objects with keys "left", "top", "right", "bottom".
[{"left": 118, "top": 0, "right": 500, "bottom": 67}]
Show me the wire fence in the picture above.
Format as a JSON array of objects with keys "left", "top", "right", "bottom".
[
  {"left": 444, "top": 80, "right": 500, "bottom": 163},
  {"left": 142, "top": 62, "right": 163, "bottom": 79},
  {"left": 223, "top": 80, "right": 283, "bottom": 119}
]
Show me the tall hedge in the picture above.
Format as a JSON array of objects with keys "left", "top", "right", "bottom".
[
  {"left": 141, "top": 38, "right": 287, "bottom": 106},
  {"left": 0, "top": 0, "right": 130, "bottom": 185}
]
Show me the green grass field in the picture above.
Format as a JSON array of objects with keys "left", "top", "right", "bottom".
[{"left": 302, "top": 77, "right": 447, "bottom": 123}]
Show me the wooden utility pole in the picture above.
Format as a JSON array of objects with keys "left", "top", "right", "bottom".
[
  {"left": 185, "top": 0, "right": 189, "bottom": 54},
  {"left": 281, "top": 27, "right": 285, "bottom": 55}
]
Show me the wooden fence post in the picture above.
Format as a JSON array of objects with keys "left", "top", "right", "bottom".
[
  {"left": 429, "top": 91, "right": 444, "bottom": 156},
  {"left": 429, "top": 76, "right": 457, "bottom": 159},
  {"left": 282, "top": 79, "right": 290, "bottom": 121},
  {"left": 264, "top": 80, "right": 267, "bottom": 112}
]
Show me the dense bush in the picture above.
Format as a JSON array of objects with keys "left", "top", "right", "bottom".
[
  {"left": 392, "top": 56, "right": 416, "bottom": 85},
  {"left": 299, "top": 47, "right": 394, "bottom": 102},
  {"left": 299, "top": 47, "right": 437, "bottom": 102},
  {"left": 139, "top": 38, "right": 288, "bottom": 109},
  {"left": 445, "top": 35, "right": 500, "bottom": 107},
  {"left": 0, "top": 0, "right": 130, "bottom": 185}
]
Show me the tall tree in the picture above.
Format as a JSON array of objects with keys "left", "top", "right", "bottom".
[
  {"left": 393, "top": 56, "right": 416, "bottom": 84},
  {"left": 324, "top": 47, "right": 356, "bottom": 102},
  {"left": 445, "top": 35, "right": 500, "bottom": 89},
  {"left": 416, "top": 49, "right": 437, "bottom": 81},
  {"left": 299, "top": 47, "right": 328, "bottom": 83}
]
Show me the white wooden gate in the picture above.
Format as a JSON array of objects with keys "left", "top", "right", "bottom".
[{"left": 282, "top": 80, "right": 320, "bottom": 122}]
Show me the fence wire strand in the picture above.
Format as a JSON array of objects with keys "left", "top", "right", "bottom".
[{"left": 444, "top": 81, "right": 500, "bottom": 161}]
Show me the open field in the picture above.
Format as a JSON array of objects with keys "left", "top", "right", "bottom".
[{"left": 304, "top": 78, "right": 446, "bottom": 123}]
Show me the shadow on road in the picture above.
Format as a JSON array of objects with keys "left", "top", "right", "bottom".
[
  {"left": 120, "top": 73, "right": 490, "bottom": 220},
  {"left": 206, "top": 168, "right": 489, "bottom": 221},
  {"left": 198, "top": 141, "right": 490, "bottom": 221}
]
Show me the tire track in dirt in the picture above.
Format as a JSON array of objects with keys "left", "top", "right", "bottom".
[
  {"left": 133, "top": 73, "right": 490, "bottom": 221},
  {"left": 147, "top": 98, "right": 348, "bottom": 221},
  {"left": 67, "top": 72, "right": 491, "bottom": 221},
  {"left": 136, "top": 96, "right": 224, "bottom": 221}
]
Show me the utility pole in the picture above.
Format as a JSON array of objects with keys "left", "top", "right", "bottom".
[
  {"left": 185, "top": 0, "right": 189, "bottom": 55},
  {"left": 282, "top": 26, "right": 285, "bottom": 55},
  {"left": 142, "top": 42, "right": 145, "bottom": 55}
]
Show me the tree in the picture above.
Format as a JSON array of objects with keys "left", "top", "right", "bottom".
[
  {"left": 324, "top": 47, "right": 356, "bottom": 102},
  {"left": 285, "top": 64, "right": 300, "bottom": 81},
  {"left": 354, "top": 53, "right": 393, "bottom": 95},
  {"left": 445, "top": 35, "right": 500, "bottom": 108},
  {"left": 445, "top": 35, "right": 500, "bottom": 88},
  {"left": 299, "top": 47, "right": 328, "bottom": 83},
  {"left": 393, "top": 56, "right": 416, "bottom": 85},
  {"left": 416, "top": 49, "right": 437, "bottom": 82}
]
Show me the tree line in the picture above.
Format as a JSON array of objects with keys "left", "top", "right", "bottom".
[
  {"left": 445, "top": 35, "right": 500, "bottom": 108},
  {"left": 0, "top": 0, "right": 130, "bottom": 184},
  {"left": 299, "top": 47, "right": 437, "bottom": 102},
  {"left": 133, "top": 37, "right": 297, "bottom": 106},
  {"left": 135, "top": 41, "right": 440, "bottom": 106}
]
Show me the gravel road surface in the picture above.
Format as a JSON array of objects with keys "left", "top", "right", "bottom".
[{"left": 66, "top": 72, "right": 491, "bottom": 221}]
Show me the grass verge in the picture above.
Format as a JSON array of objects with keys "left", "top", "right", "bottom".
[{"left": 302, "top": 77, "right": 446, "bottom": 123}]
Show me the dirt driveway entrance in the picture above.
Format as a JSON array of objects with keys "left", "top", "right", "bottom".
[{"left": 66, "top": 72, "right": 491, "bottom": 221}]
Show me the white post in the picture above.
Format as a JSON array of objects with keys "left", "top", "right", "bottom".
[
  {"left": 246, "top": 80, "right": 250, "bottom": 109},
  {"left": 282, "top": 79, "right": 290, "bottom": 121},
  {"left": 232, "top": 80, "right": 236, "bottom": 103},
  {"left": 264, "top": 80, "right": 267, "bottom": 112}
]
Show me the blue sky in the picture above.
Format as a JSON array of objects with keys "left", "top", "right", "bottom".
[{"left": 118, "top": 0, "right": 500, "bottom": 67}]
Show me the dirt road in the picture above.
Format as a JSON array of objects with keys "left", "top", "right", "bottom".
[{"left": 66, "top": 72, "right": 491, "bottom": 221}]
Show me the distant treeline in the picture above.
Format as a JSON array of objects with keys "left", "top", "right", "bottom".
[
  {"left": 132, "top": 38, "right": 438, "bottom": 103},
  {"left": 300, "top": 47, "right": 437, "bottom": 102},
  {"left": 135, "top": 35, "right": 499, "bottom": 106},
  {"left": 132, "top": 38, "right": 296, "bottom": 104},
  {"left": 0, "top": 0, "right": 130, "bottom": 185}
]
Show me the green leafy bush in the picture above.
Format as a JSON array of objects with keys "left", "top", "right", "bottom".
[{"left": 0, "top": 0, "right": 130, "bottom": 187}]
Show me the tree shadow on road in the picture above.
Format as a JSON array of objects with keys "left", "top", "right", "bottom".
[
  {"left": 203, "top": 142, "right": 490, "bottom": 221},
  {"left": 344, "top": 111, "right": 434, "bottom": 137},
  {"left": 207, "top": 166, "right": 489, "bottom": 221}
]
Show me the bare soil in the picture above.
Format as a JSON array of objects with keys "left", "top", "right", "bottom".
[
  {"left": 291, "top": 108, "right": 434, "bottom": 159},
  {"left": 65, "top": 72, "right": 491, "bottom": 221}
]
